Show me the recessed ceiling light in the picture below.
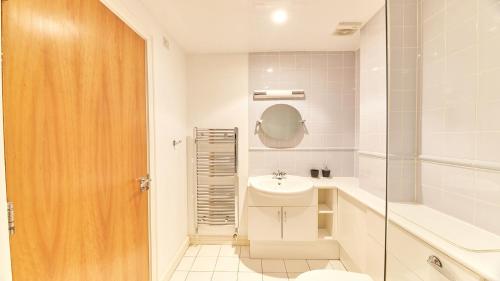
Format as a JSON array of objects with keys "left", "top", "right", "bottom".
[
  {"left": 266, "top": 67, "right": 274, "bottom": 73},
  {"left": 272, "top": 9, "right": 288, "bottom": 24}
]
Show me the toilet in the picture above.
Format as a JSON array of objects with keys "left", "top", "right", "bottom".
[{"left": 296, "top": 270, "right": 374, "bottom": 281}]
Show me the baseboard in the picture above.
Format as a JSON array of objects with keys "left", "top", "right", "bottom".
[
  {"left": 339, "top": 246, "right": 359, "bottom": 272},
  {"left": 250, "top": 240, "right": 340, "bottom": 259},
  {"left": 160, "top": 237, "right": 190, "bottom": 281},
  {"left": 189, "top": 234, "right": 250, "bottom": 246}
]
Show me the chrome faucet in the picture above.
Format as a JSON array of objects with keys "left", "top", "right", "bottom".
[{"left": 273, "top": 170, "right": 287, "bottom": 180}]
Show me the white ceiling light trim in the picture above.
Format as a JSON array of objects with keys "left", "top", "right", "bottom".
[{"left": 271, "top": 9, "right": 288, "bottom": 24}]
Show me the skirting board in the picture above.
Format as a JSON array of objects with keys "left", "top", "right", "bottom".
[
  {"left": 160, "top": 237, "right": 190, "bottom": 281},
  {"left": 339, "top": 246, "right": 359, "bottom": 272},
  {"left": 250, "top": 240, "right": 340, "bottom": 259},
  {"left": 189, "top": 234, "right": 250, "bottom": 246}
]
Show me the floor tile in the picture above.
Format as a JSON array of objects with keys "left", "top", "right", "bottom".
[
  {"left": 212, "top": 271, "right": 238, "bottom": 281},
  {"left": 170, "top": 271, "right": 188, "bottom": 281},
  {"left": 215, "top": 257, "right": 239, "bottom": 272},
  {"left": 306, "top": 260, "right": 332, "bottom": 270},
  {"left": 239, "top": 258, "right": 263, "bottom": 273},
  {"left": 185, "top": 245, "right": 201, "bottom": 257},
  {"left": 329, "top": 260, "right": 347, "bottom": 271},
  {"left": 198, "top": 245, "right": 221, "bottom": 257},
  {"left": 286, "top": 272, "right": 301, "bottom": 281},
  {"left": 173, "top": 244, "right": 348, "bottom": 281},
  {"left": 240, "top": 246, "right": 250, "bottom": 258},
  {"left": 284, "top": 260, "right": 309, "bottom": 273},
  {"left": 263, "top": 272, "right": 288, "bottom": 281},
  {"left": 191, "top": 257, "right": 217, "bottom": 271},
  {"left": 186, "top": 271, "right": 213, "bottom": 281},
  {"left": 238, "top": 272, "right": 263, "bottom": 281},
  {"left": 176, "top": 257, "right": 195, "bottom": 271},
  {"left": 262, "top": 259, "right": 286, "bottom": 273},
  {"left": 219, "top": 245, "right": 240, "bottom": 257}
]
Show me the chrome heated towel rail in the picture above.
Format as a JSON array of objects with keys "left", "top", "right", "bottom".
[{"left": 194, "top": 128, "right": 239, "bottom": 233}]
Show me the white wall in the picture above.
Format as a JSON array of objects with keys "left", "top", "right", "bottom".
[
  {"left": 358, "top": 8, "right": 388, "bottom": 199},
  {"left": 0, "top": 1, "right": 190, "bottom": 280},
  {"left": 186, "top": 54, "right": 249, "bottom": 235}
]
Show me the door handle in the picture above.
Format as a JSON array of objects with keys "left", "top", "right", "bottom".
[{"left": 138, "top": 175, "right": 151, "bottom": 192}]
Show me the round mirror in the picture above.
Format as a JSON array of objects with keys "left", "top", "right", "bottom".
[{"left": 259, "top": 104, "right": 305, "bottom": 148}]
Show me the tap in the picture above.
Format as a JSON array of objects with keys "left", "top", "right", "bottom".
[{"left": 273, "top": 170, "right": 287, "bottom": 180}]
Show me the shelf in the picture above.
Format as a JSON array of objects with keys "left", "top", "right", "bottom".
[
  {"left": 318, "top": 204, "right": 334, "bottom": 214},
  {"left": 318, "top": 228, "right": 334, "bottom": 240}
]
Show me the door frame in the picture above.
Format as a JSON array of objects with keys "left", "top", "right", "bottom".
[{"left": 0, "top": 1, "right": 159, "bottom": 280}]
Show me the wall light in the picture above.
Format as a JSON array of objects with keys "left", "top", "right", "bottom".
[{"left": 272, "top": 9, "right": 288, "bottom": 24}]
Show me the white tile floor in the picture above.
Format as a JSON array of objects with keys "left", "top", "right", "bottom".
[{"left": 170, "top": 244, "right": 347, "bottom": 281}]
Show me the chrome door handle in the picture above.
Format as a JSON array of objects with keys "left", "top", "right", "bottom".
[
  {"left": 427, "top": 255, "right": 452, "bottom": 279},
  {"left": 138, "top": 175, "right": 151, "bottom": 192},
  {"left": 427, "top": 255, "right": 442, "bottom": 269}
]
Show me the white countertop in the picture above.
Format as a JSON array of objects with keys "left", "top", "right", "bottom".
[{"left": 310, "top": 177, "right": 500, "bottom": 281}]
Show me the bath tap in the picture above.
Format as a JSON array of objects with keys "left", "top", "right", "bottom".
[{"left": 273, "top": 170, "right": 287, "bottom": 180}]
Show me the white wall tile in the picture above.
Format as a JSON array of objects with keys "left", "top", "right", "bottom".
[
  {"left": 422, "top": 0, "right": 445, "bottom": 21},
  {"left": 445, "top": 0, "right": 477, "bottom": 28},
  {"left": 423, "top": 11, "right": 444, "bottom": 42},
  {"left": 248, "top": 51, "right": 356, "bottom": 177},
  {"left": 474, "top": 201, "right": 500, "bottom": 235},
  {"left": 475, "top": 171, "right": 500, "bottom": 206},
  {"left": 440, "top": 191, "right": 475, "bottom": 224}
]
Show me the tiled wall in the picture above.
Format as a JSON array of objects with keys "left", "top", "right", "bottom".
[
  {"left": 248, "top": 52, "right": 356, "bottom": 177},
  {"left": 387, "top": 0, "right": 420, "bottom": 202},
  {"left": 358, "top": 8, "right": 388, "bottom": 199},
  {"left": 419, "top": 0, "right": 500, "bottom": 235}
]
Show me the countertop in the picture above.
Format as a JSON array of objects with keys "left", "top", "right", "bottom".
[{"left": 309, "top": 177, "right": 500, "bottom": 281}]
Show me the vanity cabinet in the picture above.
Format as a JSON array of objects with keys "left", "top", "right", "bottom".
[
  {"left": 248, "top": 206, "right": 317, "bottom": 241},
  {"left": 282, "top": 207, "right": 317, "bottom": 241},
  {"left": 248, "top": 207, "right": 282, "bottom": 240}
]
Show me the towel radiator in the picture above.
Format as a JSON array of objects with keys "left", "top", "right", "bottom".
[{"left": 194, "top": 128, "right": 239, "bottom": 234}]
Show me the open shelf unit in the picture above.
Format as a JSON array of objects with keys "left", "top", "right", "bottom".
[
  {"left": 318, "top": 203, "right": 333, "bottom": 214},
  {"left": 317, "top": 188, "right": 337, "bottom": 240}
]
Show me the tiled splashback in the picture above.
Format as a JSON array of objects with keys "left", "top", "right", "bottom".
[
  {"left": 248, "top": 51, "right": 356, "bottom": 177},
  {"left": 419, "top": 0, "right": 500, "bottom": 235}
]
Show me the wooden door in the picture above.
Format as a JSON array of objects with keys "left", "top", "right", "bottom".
[{"left": 1, "top": 0, "right": 149, "bottom": 280}]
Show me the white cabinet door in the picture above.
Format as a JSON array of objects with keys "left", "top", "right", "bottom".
[
  {"left": 282, "top": 207, "right": 317, "bottom": 241},
  {"left": 248, "top": 207, "right": 282, "bottom": 241}
]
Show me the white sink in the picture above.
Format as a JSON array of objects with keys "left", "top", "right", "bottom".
[
  {"left": 249, "top": 175, "right": 314, "bottom": 195},
  {"left": 248, "top": 175, "right": 316, "bottom": 206}
]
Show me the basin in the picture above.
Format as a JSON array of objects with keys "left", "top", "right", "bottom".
[
  {"left": 248, "top": 175, "right": 316, "bottom": 206},
  {"left": 249, "top": 175, "right": 314, "bottom": 195}
]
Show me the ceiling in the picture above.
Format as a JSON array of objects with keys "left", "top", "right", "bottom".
[{"left": 140, "top": 0, "right": 385, "bottom": 54}]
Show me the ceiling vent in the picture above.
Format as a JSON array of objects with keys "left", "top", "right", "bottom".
[{"left": 333, "top": 22, "right": 363, "bottom": 36}]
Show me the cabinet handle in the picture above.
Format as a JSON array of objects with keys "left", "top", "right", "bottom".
[
  {"left": 284, "top": 211, "right": 287, "bottom": 222},
  {"left": 278, "top": 210, "right": 281, "bottom": 220},
  {"left": 427, "top": 255, "right": 452, "bottom": 279}
]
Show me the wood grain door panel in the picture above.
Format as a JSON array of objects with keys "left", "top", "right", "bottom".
[{"left": 2, "top": 0, "right": 149, "bottom": 280}]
